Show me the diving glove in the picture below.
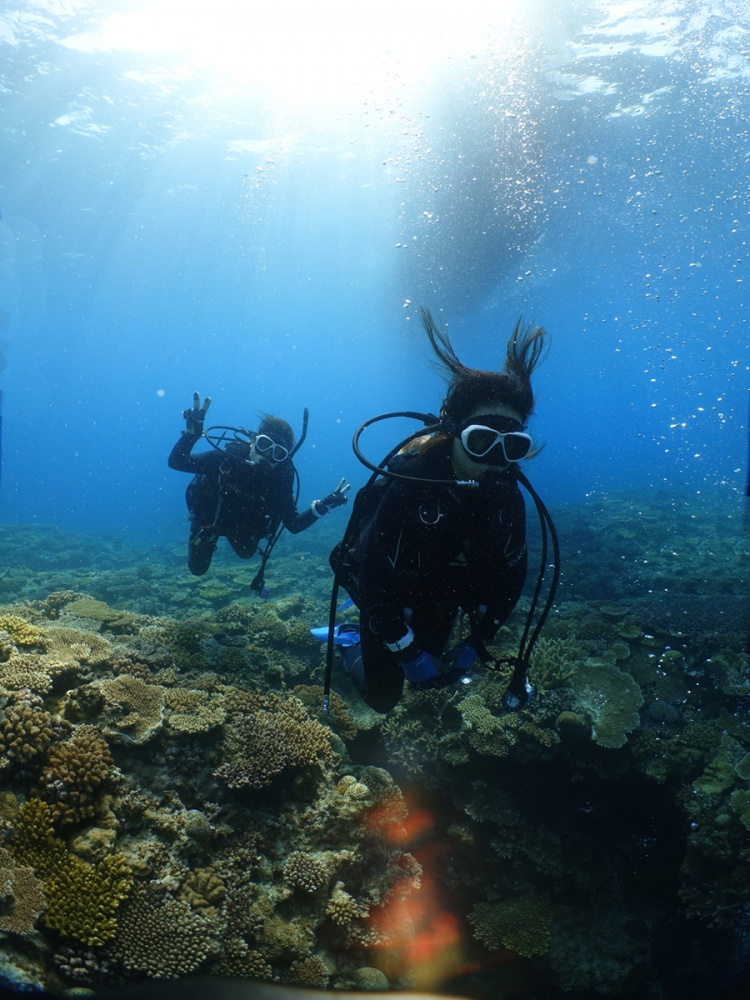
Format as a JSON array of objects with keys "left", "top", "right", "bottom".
[
  {"left": 183, "top": 391, "right": 212, "bottom": 437},
  {"left": 312, "top": 478, "right": 351, "bottom": 517},
  {"left": 399, "top": 647, "right": 450, "bottom": 689},
  {"left": 443, "top": 641, "right": 478, "bottom": 676}
]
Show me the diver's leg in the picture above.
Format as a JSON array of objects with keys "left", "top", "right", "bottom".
[
  {"left": 226, "top": 525, "right": 260, "bottom": 560},
  {"left": 187, "top": 522, "right": 218, "bottom": 575},
  {"left": 345, "top": 615, "right": 405, "bottom": 714}
]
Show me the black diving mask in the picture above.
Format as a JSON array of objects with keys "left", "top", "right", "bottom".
[{"left": 459, "top": 416, "right": 532, "bottom": 465}]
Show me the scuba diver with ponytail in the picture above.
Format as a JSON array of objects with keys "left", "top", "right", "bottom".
[
  {"left": 315, "top": 308, "right": 557, "bottom": 714},
  {"left": 169, "top": 392, "right": 350, "bottom": 591}
]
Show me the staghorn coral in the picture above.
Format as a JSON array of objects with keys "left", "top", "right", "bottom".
[
  {"left": 110, "top": 891, "right": 218, "bottom": 977},
  {"left": 0, "top": 692, "right": 56, "bottom": 767},
  {"left": 529, "top": 636, "right": 580, "bottom": 690},
  {"left": 569, "top": 661, "right": 643, "bottom": 749},
  {"left": 8, "top": 800, "right": 132, "bottom": 946},
  {"left": 469, "top": 891, "right": 551, "bottom": 957},
  {"left": 214, "top": 693, "right": 336, "bottom": 790},
  {"left": 37, "top": 725, "right": 116, "bottom": 826},
  {"left": 0, "top": 846, "right": 47, "bottom": 933}
]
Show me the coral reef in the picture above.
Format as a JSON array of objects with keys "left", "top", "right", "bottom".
[{"left": 0, "top": 494, "right": 746, "bottom": 998}]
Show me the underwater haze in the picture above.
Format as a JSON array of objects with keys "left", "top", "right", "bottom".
[
  {"left": 0, "top": 2, "right": 749, "bottom": 999},
  {"left": 0, "top": 0, "right": 746, "bottom": 536}
]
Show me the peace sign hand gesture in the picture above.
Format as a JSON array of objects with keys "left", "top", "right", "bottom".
[{"left": 182, "top": 391, "right": 212, "bottom": 437}]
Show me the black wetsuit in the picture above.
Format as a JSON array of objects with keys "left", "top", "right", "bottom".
[
  {"left": 168, "top": 433, "right": 318, "bottom": 576},
  {"left": 331, "top": 439, "right": 527, "bottom": 711}
]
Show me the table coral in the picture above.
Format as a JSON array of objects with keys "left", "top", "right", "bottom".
[
  {"left": 62, "top": 598, "right": 137, "bottom": 634},
  {"left": 569, "top": 661, "right": 644, "bottom": 748},
  {"left": 95, "top": 675, "right": 166, "bottom": 743},
  {"left": 164, "top": 686, "right": 226, "bottom": 735}
]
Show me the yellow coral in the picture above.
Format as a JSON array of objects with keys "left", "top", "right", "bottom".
[
  {"left": 8, "top": 799, "right": 132, "bottom": 946},
  {"left": 0, "top": 614, "right": 45, "bottom": 648}
]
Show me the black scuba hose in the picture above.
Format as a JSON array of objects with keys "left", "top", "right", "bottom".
[{"left": 500, "top": 467, "right": 561, "bottom": 704}]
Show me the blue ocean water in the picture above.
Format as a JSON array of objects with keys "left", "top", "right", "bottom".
[{"left": 0, "top": 0, "right": 746, "bottom": 544}]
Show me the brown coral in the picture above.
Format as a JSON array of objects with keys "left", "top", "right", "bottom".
[
  {"left": 0, "top": 691, "right": 56, "bottom": 767},
  {"left": 287, "top": 954, "right": 329, "bottom": 988},
  {"left": 37, "top": 725, "right": 116, "bottom": 826},
  {"left": 469, "top": 892, "right": 551, "bottom": 957}
]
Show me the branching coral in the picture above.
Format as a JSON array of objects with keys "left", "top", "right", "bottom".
[
  {"left": 214, "top": 693, "right": 336, "bottom": 790},
  {"left": 110, "top": 892, "right": 218, "bottom": 977},
  {"left": 0, "top": 614, "right": 45, "bottom": 648},
  {"left": 529, "top": 636, "right": 580, "bottom": 690},
  {"left": 37, "top": 725, "right": 116, "bottom": 826},
  {"left": 0, "top": 692, "right": 56, "bottom": 767},
  {"left": 283, "top": 851, "right": 331, "bottom": 893}
]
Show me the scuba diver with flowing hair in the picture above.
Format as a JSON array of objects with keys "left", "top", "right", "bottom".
[
  {"left": 169, "top": 392, "right": 350, "bottom": 589},
  {"left": 321, "top": 308, "right": 550, "bottom": 713}
]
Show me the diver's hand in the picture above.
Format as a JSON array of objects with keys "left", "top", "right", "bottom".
[
  {"left": 182, "top": 391, "right": 212, "bottom": 437},
  {"left": 312, "top": 479, "right": 351, "bottom": 517}
]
